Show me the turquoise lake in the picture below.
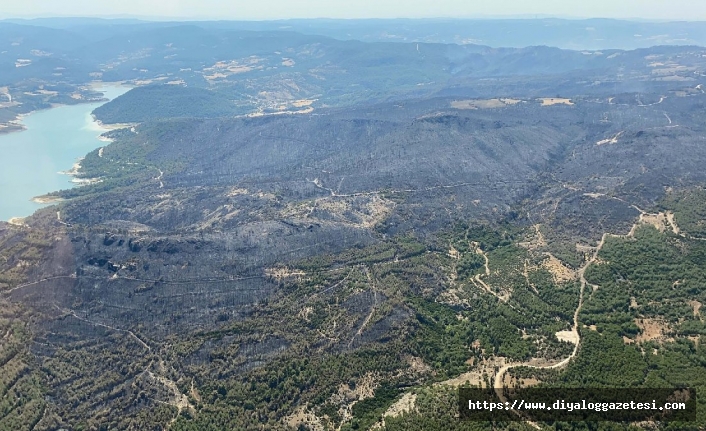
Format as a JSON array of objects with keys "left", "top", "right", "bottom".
[{"left": 0, "top": 85, "right": 130, "bottom": 221}]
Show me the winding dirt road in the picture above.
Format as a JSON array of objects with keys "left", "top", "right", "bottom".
[{"left": 493, "top": 227, "right": 625, "bottom": 392}]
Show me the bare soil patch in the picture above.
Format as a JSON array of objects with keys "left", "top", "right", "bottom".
[
  {"left": 292, "top": 99, "right": 315, "bottom": 108},
  {"left": 384, "top": 393, "right": 417, "bottom": 419},
  {"left": 308, "top": 195, "right": 394, "bottom": 229},
  {"left": 539, "top": 98, "right": 574, "bottom": 106},
  {"left": 448, "top": 246, "right": 460, "bottom": 260},
  {"left": 689, "top": 300, "right": 702, "bottom": 319},
  {"left": 555, "top": 330, "right": 579, "bottom": 345},
  {"left": 518, "top": 224, "right": 547, "bottom": 250},
  {"left": 500, "top": 98, "right": 522, "bottom": 105},
  {"left": 634, "top": 318, "right": 673, "bottom": 343},
  {"left": 596, "top": 131, "right": 624, "bottom": 146},
  {"left": 329, "top": 372, "right": 380, "bottom": 425},
  {"left": 543, "top": 253, "right": 577, "bottom": 283},
  {"left": 438, "top": 357, "right": 508, "bottom": 388},
  {"left": 666, "top": 211, "right": 681, "bottom": 234},
  {"left": 7, "top": 217, "right": 27, "bottom": 227},
  {"left": 284, "top": 406, "right": 325, "bottom": 431},
  {"left": 439, "top": 287, "right": 470, "bottom": 307},
  {"left": 226, "top": 187, "right": 249, "bottom": 197},
  {"left": 31, "top": 195, "right": 65, "bottom": 204},
  {"left": 405, "top": 356, "right": 432, "bottom": 374},
  {"left": 576, "top": 243, "right": 597, "bottom": 254},
  {"left": 639, "top": 213, "right": 667, "bottom": 232}
]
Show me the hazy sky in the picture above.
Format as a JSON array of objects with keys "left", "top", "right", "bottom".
[{"left": 1, "top": 0, "right": 704, "bottom": 21}]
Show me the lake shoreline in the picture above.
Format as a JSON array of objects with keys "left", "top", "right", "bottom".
[
  {"left": 0, "top": 81, "right": 133, "bottom": 137},
  {"left": 90, "top": 114, "right": 137, "bottom": 131},
  {"left": 56, "top": 157, "right": 103, "bottom": 186},
  {"left": 7, "top": 217, "right": 27, "bottom": 226},
  {"left": 0, "top": 113, "right": 29, "bottom": 135},
  {"left": 31, "top": 195, "right": 66, "bottom": 204},
  {"left": 1, "top": 84, "right": 131, "bottom": 221}
]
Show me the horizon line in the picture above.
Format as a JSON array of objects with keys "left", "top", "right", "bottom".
[{"left": 1, "top": 14, "right": 703, "bottom": 23}]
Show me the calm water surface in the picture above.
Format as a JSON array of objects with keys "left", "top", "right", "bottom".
[{"left": 0, "top": 86, "right": 130, "bottom": 221}]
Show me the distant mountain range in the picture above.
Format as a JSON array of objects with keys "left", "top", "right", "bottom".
[{"left": 4, "top": 17, "right": 706, "bottom": 50}]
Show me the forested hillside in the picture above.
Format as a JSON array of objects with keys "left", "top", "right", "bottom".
[{"left": 92, "top": 85, "right": 245, "bottom": 123}]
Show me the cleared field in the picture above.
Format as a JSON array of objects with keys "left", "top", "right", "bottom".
[
  {"left": 539, "top": 97, "right": 574, "bottom": 106},
  {"left": 292, "top": 99, "right": 315, "bottom": 107}
]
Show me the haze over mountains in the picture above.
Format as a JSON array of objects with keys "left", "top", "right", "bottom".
[
  {"left": 5, "top": 17, "right": 706, "bottom": 50},
  {"left": 0, "top": 17, "right": 705, "bottom": 431},
  {"left": 3, "top": 18, "right": 705, "bottom": 123}
]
